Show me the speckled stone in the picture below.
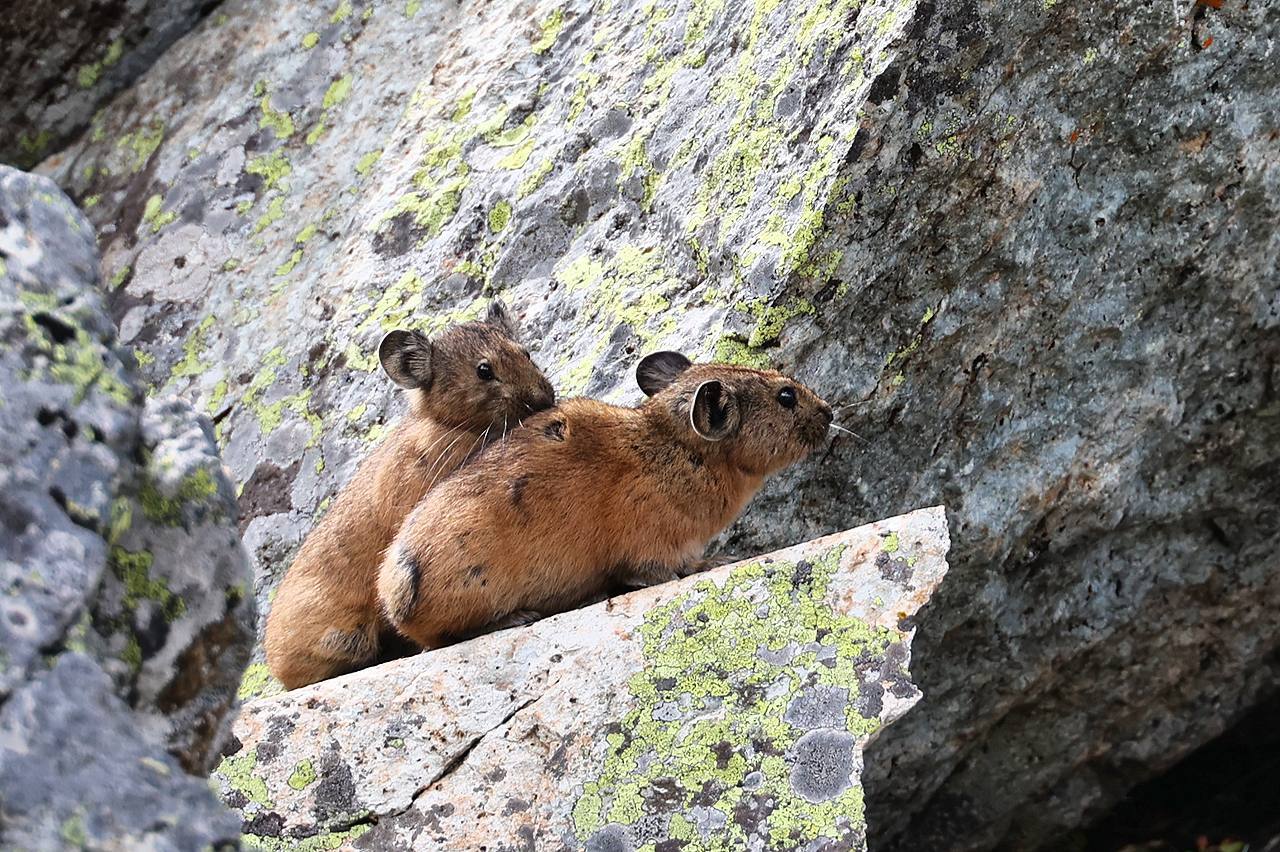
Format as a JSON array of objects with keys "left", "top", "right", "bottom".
[
  {"left": 0, "top": 165, "right": 253, "bottom": 848},
  {"left": 212, "top": 507, "right": 950, "bottom": 851}
]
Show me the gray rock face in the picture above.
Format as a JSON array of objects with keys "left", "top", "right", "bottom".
[
  {"left": 0, "top": 165, "right": 253, "bottom": 847},
  {"left": 0, "top": 0, "right": 220, "bottom": 169},
  {"left": 32, "top": 0, "right": 1279, "bottom": 847}
]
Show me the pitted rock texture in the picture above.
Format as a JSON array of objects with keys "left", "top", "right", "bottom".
[
  {"left": 0, "top": 0, "right": 222, "bottom": 169},
  {"left": 213, "top": 508, "right": 949, "bottom": 850},
  {"left": 33, "top": 0, "right": 1280, "bottom": 846},
  {"left": 0, "top": 165, "right": 253, "bottom": 847}
]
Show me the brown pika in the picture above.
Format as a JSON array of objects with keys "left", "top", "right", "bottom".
[
  {"left": 376, "top": 351, "right": 833, "bottom": 649},
  {"left": 264, "top": 301, "right": 555, "bottom": 689}
]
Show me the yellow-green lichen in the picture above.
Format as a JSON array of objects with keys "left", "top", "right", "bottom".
[
  {"left": 488, "top": 200, "right": 512, "bottom": 233},
  {"left": 109, "top": 265, "right": 132, "bottom": 290},
  {"left": 274, "top": 249, "right": 303, "bottom": 277},
  {"left": 713, "top": 335, "right": 771, "bottom": 369},
  {"left": 498, "top": 138, "right": 535, "bottom": 170},
  {"left": 109, "top": 545, "right": 186, "bottom": 621},
  {"left": 519, "top": 159, "right": 554, "bottom": 199},
  {"left": 238, "top": 662, "right": 285, "bottom": 701},
  {"left": 380, "top": 176, "right": 468, "bottom": 237},
  {"left": 532, "top": 7, "right": 566, "bottom": 54},
  {"left": 288, "top": 759, "right": 317, "bottom": 790},
  {"left": 330, "top": 0, "right": 353, "bottom": 23},
  {"left": 60, "top": 811, "right": 88, "bottom": 845},
  {"left": 245, "top": 150, "right": 292, "bottom": 192},
  {"left": 619, "top": 130, "right": 660, "bottom": 210},
  {"left": 571, "top": 546, "right": 897, "bottom": 848},
  {"left": 487, "top": 114, "right": 536, "bottom": 148},
  {"left": 258, "top": 89, "right": 295, "bottom": 140},
  {"left": 141, "top": 194, "right": 177, "bottom": 234},
  {"left": 254, "top": 196, "right": 287, "bottom": 234},
  {"left": 742, "top": 296, "right": 815, "bottom": 348},
  {"left": 355, "top": 149, "right": 382, "bottom": 176},
  {"left": 117, "top": 121, "right": 165, "bottom": 172},
  {"left": 216, "top": 748, "right": 272, "bottom": 807},
  {"left": 170, "top": 315, "right": 215, "bottom": 380},
  {"left": 23, "top": 314, "right": 133, "bottom": 405},
  {"left": 322, "top": 75, "right": 353, "bottom": 111},
  {"left": 302, "top": 31, "right": 320, "bottom": 49},
  {"left": 138, "top": 466, "right": 218, "bottom": 526}
]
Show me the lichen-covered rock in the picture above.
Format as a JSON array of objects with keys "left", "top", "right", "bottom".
[
  {"left": 213, "top": 507, "right": 949, "bottom": 850},
  {"left": 35, "top": 0, "right": 1280, "bottom": 846},
  {"left": 0, "top": 0, "right": 220, "bottom": 169},
  {"left": 0, "top": 165, "right": 253, "bottom": 846}
]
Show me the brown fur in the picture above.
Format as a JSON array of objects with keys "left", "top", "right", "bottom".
[
  {"left": 264, "top": 303, "right": 554, "bottom": 689},
  {"left": 377, "top": 353, "right": 833, "bottom": 649}
]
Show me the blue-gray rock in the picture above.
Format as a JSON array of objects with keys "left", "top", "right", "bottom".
[{"left": 0, "top": 165, "right": 253, "bottom": 848}]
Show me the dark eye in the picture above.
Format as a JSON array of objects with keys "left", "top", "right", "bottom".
[
  {"left": 777, "top": 387, "right": 797, "bottom": 409},
  {"left": 477, "top": 361, "right": 495, "bottom": 381}
]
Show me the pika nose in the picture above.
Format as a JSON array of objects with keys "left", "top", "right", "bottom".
[
  {"left": 535, "top": 380, "right": 556, "bottom": 411},
  {"left": 819, "top": 401, "right": 833, "bottom": 426}
]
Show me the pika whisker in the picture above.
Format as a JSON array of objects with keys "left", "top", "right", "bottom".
[{"left": 829, "top": 423, "right": 867, "bottom": 443}]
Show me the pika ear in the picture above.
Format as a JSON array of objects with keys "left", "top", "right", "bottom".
[
  {"left": 636, "top": 351, "right": 693, "bottom": 396},
  {"left": 379, "top": 330, "right": 434, "bottom": 390},
  {"left": 690, "top": 379, "right": 739, "bottom": 441},
  {"left": 485, "top": 299, "right": 520, "bottom": 341}
]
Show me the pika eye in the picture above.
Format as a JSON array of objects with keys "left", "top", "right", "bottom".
[
  {"left": 477, "top": 361, "right": 496, "bottom": 381},
  {"left": 777, "top": 387, "right": 797, "bottom": 409}
]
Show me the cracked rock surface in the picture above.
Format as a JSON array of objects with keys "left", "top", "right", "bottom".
[
  {"left": 0, "top": 165, "right": 254, "bottom": 849},
  {"left": 28, "top": 0, "right": 1280, "bottom": 845},
  {"left": 212, "top": 507, "right": 949, "bottom": 850}
]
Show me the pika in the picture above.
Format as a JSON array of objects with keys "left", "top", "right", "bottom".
[
  {"left": 376, "top": 351, "right": 833, "bottom": 649},
  {"left": 264, "top": 301, "right": 555, "bottom": 689}
]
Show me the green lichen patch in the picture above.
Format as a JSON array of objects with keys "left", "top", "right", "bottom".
[
  {"left": 254, "top": 196, "right": 287, "bottom": 234},
  {"left": 138, "top": 466, "right": 219, "bottom": 526},
  {"left": 713, "top": 335, "right": 772, "bottom": 370},
  {"left": 487, "top": 200, "right": 512, "bottom": 233},
  {"left": 238, "top": 662, "right": 285, "bottom": 701},
  {"left": 532, "top": 7, "right": 566, "bottom": 54},
  {"left": 518, "top": 158, "right": 554, "bottom": 198},
  {"left": 258, "top": 88, "right": 296, "bottom": 140},
  {"left": 117, "top": 120, "right": 166, "bottom": 173},
  {"left": 552, "top": 243, "right": 680, "bottom": 393},
  {"left": 108, "top": 546, "right": 186, "bottom": 622},
  {"left": 22, "top": 313, "right": 133, "bottom": 405},
  {"left": 355, "top": 149, "right": 383, "bottom": 176},
  {"left": 322, "top": 75, "right": 354, "bottom": 111},
  {"left": 743, "top": 296, "right": 815, "bottom": 349},
  {"left": 572, "top": 547, "right": 899, "bottom": 849},
  {"left": 380, "top": 177, "right": 468, "bottom": 237},
  {"left": 141, "top": 194, "right": 178, "bottom": 234},
  {"left": 288, "top": 759, "right": 318, "bottom": 790},
  {"left": 497, "top": 138, "right": 535, "bottom": 170},
  {"left": 170, "top": 315, "right": 215, "bottom": 381},
  {"left": 216, "top": 748, "right": 273, "bottom": 808},
  {"left": 246, "top": 150, "right": 293, "bottom": 192},
  {"left": 302, "top": 31, "right": 321, "bottom": 49}
]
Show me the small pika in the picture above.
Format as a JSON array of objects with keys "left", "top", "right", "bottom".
[
  {"left": 264, "top": 301, "right": 555, "bottom": 689},
  {"left": 377, "top": 350, "right": 833, "bottom": 649}
]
